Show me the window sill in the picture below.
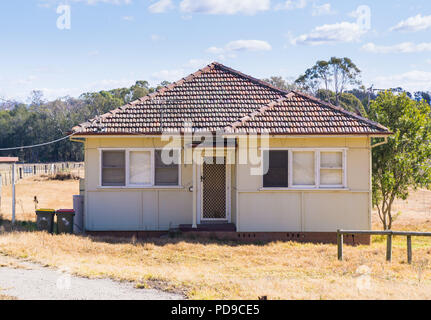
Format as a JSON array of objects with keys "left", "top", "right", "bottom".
[
  {"left": 259, "top": 187, "right": 350, "bottom": 191},
  {"left": 97, "top": 185, "right": 184, "bottom": 190}
]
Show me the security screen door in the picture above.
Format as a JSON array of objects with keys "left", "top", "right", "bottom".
[{"left": 201, "top": 157, "right": 226, "bottom": 220}]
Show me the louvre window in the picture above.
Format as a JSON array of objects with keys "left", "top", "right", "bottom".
[
  {"left": 155, "top": 149, "right": 179, "bottom": 186},
  {"left": 101, "top": 151, "right": 125, "bottom": 186},
  {"left": 263, "top": 150, "right": 288, "bottom": 187}
]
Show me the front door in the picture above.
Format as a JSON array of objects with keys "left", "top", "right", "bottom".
[{"left": 201, "top": 157, "right": 227, "bottom": 220}]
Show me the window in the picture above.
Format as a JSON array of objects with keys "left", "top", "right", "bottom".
[
  {"left": 155, "top": 149, "right": 179, "bottom": 186},
  {"left": 320, "top": 151, "right": 343, "bottom": 187},
  {"left": 100, "top": 148, "right": 181, "bottom": 188},
  {"left": 129, "top": 151, "right": 152, "bottom": 185},
  {"left": 292, "top": 151, "right": 315, "bottom": 186},
  {"left": 263, "top": 150, "right": 288, "bottom": 187},
  {"left": 262, "top": 148, "right": 346, "bottom": 189},
  {"left": 101, "top": 150, "right": 125, "bottom": 186}
]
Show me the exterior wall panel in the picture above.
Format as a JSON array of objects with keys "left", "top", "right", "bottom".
[
  {"left": 84, "top": 137, "right": 193, "bottom": 231},
  {"left": 238, "top": 192, "right": 301, "bottom": 231},
  {"left": 83, "top": 136, "right": 372, "bottom": 233},
  {"left": 87, "top": 191, "right": 141, "bottom": 230},
  {"left": 236, "top": 136, "right": 371, "bottom": 233},
  {"left": 158, "top": 190, "right": 193, "bottom": 230},
  {"left": 303, "top": 192, "right": 369, "bottom": 231}
]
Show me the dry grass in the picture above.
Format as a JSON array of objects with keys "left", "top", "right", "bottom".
[
  {"left": 0, "top": 177, "right": 430, "bottom": 299},
  {"left": 0, "top": 175, "right": 79, "bottom": 222},
  {"left": 373, "top": 188, "right": 431, "bottom": 231},
  {"left": 0, "top": 231, "right": 430, "bottom": 299}
]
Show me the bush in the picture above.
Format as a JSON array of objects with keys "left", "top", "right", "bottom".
[{"left": 49, "top": 172, "right": 80, "bottom": 181}]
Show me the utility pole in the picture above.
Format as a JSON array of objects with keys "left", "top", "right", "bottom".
[{"left": 367, "top": 85, "right": 373, "bottom": 113}]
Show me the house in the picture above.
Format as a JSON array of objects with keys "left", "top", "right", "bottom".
[{"left": 70, "top": 62, "right": 391, "bottom": 244}]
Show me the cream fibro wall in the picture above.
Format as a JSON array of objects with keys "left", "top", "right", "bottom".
[
  {"left": 82, "top": 136, "right": 371, "bottom": 232},
  {"left": 84, "top": 137, "right": 193, "bottom": 231},
  {"left": 236, "top": 136, "right": 371, "bottom": 232}
]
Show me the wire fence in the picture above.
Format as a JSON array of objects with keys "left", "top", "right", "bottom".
[{"left": 0, "top": 162, "right": 84, "bottom": 186}]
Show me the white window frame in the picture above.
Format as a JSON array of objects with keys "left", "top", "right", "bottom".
[
  {"left": 98, "top": 148, "right": 182, "bottom": 189},
  {"left": 318, "top": 149, "right": 347, "bottom": 189},
  {"left": 261, "top": 148, "right": 347, "bottom": 190}
]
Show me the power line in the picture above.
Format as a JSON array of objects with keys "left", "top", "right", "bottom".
[{"left": 0, "top": 132, "right": 76, "bottom": 151}]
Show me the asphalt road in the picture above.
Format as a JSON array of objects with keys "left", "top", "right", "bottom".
[{"left": 0, "top": 255, "right": 183, "bottom": 300}]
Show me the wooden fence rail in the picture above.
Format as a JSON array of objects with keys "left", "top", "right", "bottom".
[{"left": 337, "top": 229, "right": 431, "bottom": 264}]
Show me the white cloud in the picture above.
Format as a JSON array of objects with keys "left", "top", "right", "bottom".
[
  {"left": 148, "top": 0, "right": 174, "bottom": 13},
  {"left": 80, "top": 0, "right": 131, "bottom": 4},
  {"left": 373, "top": 70, "right": 431, "bottom": 92},
  {"left": 13, "top": 76, "right": 38, "bottom": 86},
  {"left": 291, "top": 22, "right": 367, "bottom": 45},
  {"left": 151, "top": 69, "right": 188, "bottom": 82},
  {"left": 183, "top": 59, "right": 211, "bottom": 69},
  {"left": 179, "top": 0, "right": 270, "bottom": 15},
  {"left": 206, "top": 40, "right": 272, "bottom": 58},
  {"left": 427, "top": 59, "right": 431, "bottom": 65},
  {"left": 390, "top": 14, "right": 431, "bottom": 32},
  {"left": 151, "top": 58, "right": 213, "bottom": 82},
  {"left": 312, "top": 3, "right": 334, "bottom": 16},
  {"left": 38, "top": 0, "right": 131, "bottom": 7},
  {"left": 88, "top": 50, "right": 100, "bottom": 56},
  {"left": 122, "top": 16, "right": 134, "bottom": 21},
  {"left": 362, "top": 42, "right": 431, "bottom": 54},
  {"left": 150, "top": 34, "right": 163, "bottom": 41},
  {"left": 274, "top": 0, "right": 307, "bottom": 11}
]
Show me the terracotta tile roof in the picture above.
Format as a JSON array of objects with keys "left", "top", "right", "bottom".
[
  {"left": 226, "top": 91, "right": 390, "bottom": 134},
  {"left": 72, "top": 62, "right": 390, "bottom": 135}
]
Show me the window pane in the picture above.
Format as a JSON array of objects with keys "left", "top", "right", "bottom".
[
  {"left": 263, "top": 151, "right": 288, "bottom": 187},
  {"left": 321, "top": 152, "right": 342, "bottom": 168},
  {"left": 155, "top": 150, "right": 179, "bottom": 185},
  {"left": 155, "top": 168, "right": 179, "bottom": 185},
  {"left": 102, "top": 168, "right": 125, "bottom": 186},
  {"left": 292, "top": 151, "right": 315, "bottom": 186},
  {"left": 103, "top": 151, "right": 125, "bottom": 168},
  {"left": 155, "top": 149, "right": 180, "bottom": 167},
  {"left": 130, "top": 151, "right": 151, "bottom": 185},
  {"left": 102, "top": 151, "right": 125, "bottom": 186},
  {"left": 320, "top": 169, "right": 343, "bottom": 185}
]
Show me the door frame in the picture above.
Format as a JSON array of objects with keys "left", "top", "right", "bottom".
[{"left": 198, "top": 156, "right": 231, "bottom": 223}]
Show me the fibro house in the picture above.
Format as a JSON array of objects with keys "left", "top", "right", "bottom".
[{"left": 71, "top": 62, "right": 390, "bottom": 244}]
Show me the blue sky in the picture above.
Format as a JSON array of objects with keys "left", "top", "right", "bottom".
[{"left": 0, "top": 0, "right": 430, "bottom": 101}]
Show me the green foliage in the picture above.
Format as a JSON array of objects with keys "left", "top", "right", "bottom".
[
  {"left": 262, "top": 76, "right": 298, "bottom": 91},
  {"left": 295, "top": 57, "right": 361, "bottom": 106},
  {"left": 316, "top": 89, "right": 368, "bottom": 117},
  {"left": 414, "top": 91, "right": 431, "bottom": 105},
  {"left": 0, "top": 80, "right": 163, "bottom": 162},
  {"left": 369, "top": 91, "right": 431, "bottom": 229}
]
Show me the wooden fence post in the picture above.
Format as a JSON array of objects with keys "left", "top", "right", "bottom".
[
  {"left": 11, "top": 163, "right": 15, "bottom": 225},
  {"left": 0, "top": 174, "right": 2, "bottom": 213},
  {"left": 386, "top": 233, "right": 392, "bottom": 262},
  {"left": 337, "top": 230, "right": 343, "bottom": 261},
  {"left": 407, "top": 235, "right": 412, "bottom": 264}
]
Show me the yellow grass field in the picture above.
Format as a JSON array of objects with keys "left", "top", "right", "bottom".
[{"left": 0, "top": 176, "right": 430, "bottom": 299}]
